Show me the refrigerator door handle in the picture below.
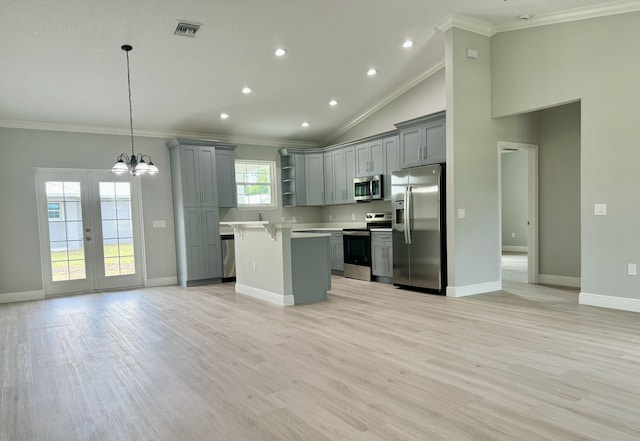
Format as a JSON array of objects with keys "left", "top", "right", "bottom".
[{"left": 406, "top": 186, "right": 412, "bottom": 244}]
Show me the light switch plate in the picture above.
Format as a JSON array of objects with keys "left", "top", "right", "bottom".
[
  {"left": 152, "top": 220, "right": 166, "bottom": 228},
  {"left": 457, "top": 209, "right": 466, "bottom": 219},
  {"left": 466, "top": 48, "right": 479, "bottom": 59},
  {"left": 594, "top": 203, "right": 607, "bottom": 216},
  {"left": 628, "top": 263, "right": 637, "bottom": 276}
]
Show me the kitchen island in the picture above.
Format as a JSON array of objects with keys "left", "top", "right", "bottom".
[{"left": 221, "top": 221, "right": 331, "bottom": 306}]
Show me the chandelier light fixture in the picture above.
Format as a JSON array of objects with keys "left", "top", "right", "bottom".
[{"left": 111, "top": 44, "right": 158, "bottom": 176}]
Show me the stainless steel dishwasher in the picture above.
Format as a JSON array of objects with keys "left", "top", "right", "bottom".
[{"left": 221, "top": 234, "right": 236, "bottom": 281}]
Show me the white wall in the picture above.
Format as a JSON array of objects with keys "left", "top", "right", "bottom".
[
  {"left": 0, "top": 127, "right": 177, "bottom": 295},
  {"left": 501, "top": 151, "right": 528, "bottom": 248},
  {"left": 492, "top": 12, "right": 640, "bottom": 300}
]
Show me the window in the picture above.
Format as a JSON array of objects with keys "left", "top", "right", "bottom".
[
  {"left": 235, "top": 160, "right": 276, "bottom": 209},
  {"left": 47, "top": 202, "right": 62, "bottom": 220}
]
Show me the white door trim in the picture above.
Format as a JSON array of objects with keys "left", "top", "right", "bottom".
[{"left": 498, "top": 141, "right": 539, "bottom": 284}]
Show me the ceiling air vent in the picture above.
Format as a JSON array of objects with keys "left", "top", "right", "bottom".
[{"left": 175, "top": 21, "right": 201, "bottom": 38}]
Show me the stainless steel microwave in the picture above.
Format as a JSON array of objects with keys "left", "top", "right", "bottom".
[{"left": 354, "top": 175, "right": 383, "bottom": 201}]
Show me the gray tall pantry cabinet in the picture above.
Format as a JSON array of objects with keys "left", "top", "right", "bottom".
[{"left": 167, "top": 138, "right": 236, "bottom": 287}]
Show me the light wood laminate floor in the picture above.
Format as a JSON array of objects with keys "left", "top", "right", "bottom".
[{"left": 2, "top": 277, "right": 640, "bottom": 440}]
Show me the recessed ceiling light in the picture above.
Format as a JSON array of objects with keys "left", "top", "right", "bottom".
[
  {"left": 329, "top": 99, "right": 339, "bottom": 107},
  {"left": 367, "top": 68, "right": 377, "bottom": 76},
  {"left": 519, "top": 13, "right": 532, "bottom": 20},
  {"left": 301, "top": 121, "right": 310, "bottom": 127},
  {"left": 242, "top": 87, "right": 252, "bottom": 94},
  {"left": 220, "top": 113, "right": 229, "bottom": 119},
  {"left": 402, "top": 40, "right": 413, "bottom": 48},
  {"left": 274, "top": 48, "right": 287, "bottom": 57}
]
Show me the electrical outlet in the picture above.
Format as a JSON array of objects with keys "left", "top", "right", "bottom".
[
  {"left": 457, "top": 209, "right": 466, "bottom": 219},
  {"left": 511, "top": 232, "right": 516, "bottom": 238},
  {"left": 152, "top": 220, "right": 166, "bottom": 228},
  {"left": 352, "top": 213, "right": 356, "bottom": 221},
  {"left": 252, "top": 262, "right": 257, "bottom": 272},
  {"left": 329, "top": 214, "right": 333, "bottom": 221},
  {"left": 628, "top": 263, "right": 637, "bottom": 276}
]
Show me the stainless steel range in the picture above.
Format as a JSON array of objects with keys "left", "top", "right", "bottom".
[{"left": 343, "top": 212, "right": 392, "bottom": 281}]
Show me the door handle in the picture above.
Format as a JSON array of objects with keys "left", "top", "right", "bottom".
[{"left": 406, "top": 187, "right": 413, "bottom": 245}]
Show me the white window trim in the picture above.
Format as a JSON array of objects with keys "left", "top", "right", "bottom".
[{"left": 235, "top": 159, "right": 278, "bottom": 211}]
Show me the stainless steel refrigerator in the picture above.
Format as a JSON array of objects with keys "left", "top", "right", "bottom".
[{"left": 392, "top": 164, "right": 446, "bottom": 293}]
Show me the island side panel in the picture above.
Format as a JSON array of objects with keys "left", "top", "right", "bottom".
[
  {"left": 234, "top": 227, "right": 291, "bottom": 305},
  {"left": 290, "top": 235, "right": 331, "bottom": 305}
]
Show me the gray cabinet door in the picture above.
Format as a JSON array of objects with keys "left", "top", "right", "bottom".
[
  {"left": 323, "top": 152, "right": 334, "bottom": 205},
  {"left": 383, "top": 135, "right": 399, "bottom": 199},
  {"left": 424, "top": 118, "right": 446, "bottom": 165},
  {"left": 184, "top": 207, "right": 205, "bottom": 280},
  {"left": 369, "top": 139, "right": 384, "bottom": 175},
  {"left": 294, "top": 153, "right": 307, "bottom": 206},
  {"left": 330, "top": 232, "right": 344, "bottom": 271},
  {"left": 216, "top": 149, "right": 236, "bottom": 208},
  {"left": 305, "top": 153, "right": 325, "bottom": 205},
  {"left": 180, "top": 146, "right": 201, "bottom": 207},
  {"left": 332, "top": 149, "right": 346, "bottom": 204},
  {"left": 344, "top": 147, "right": 356, "bottom": 203},
  {"left": 372, "top": 232, "right": 392, "bottom": 277},
  {"left": 198, "top": 147, "right": 218, "bottom": 206},
  {"left": 202, "top": 207, "right": 221, "bottom": 278},
  {"left": 399, "top": 126, "right": 424, "bottom": 169},
  {"left": 355, "top": 143, "right": 370, "bottom": 177}
]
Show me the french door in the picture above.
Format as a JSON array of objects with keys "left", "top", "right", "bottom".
[{"left": 36, "top": 169, "right": 144, "bottom": 296}]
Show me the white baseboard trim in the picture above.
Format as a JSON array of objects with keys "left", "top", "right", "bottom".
[
  {"left": 502, "top": 246, "right": 528, "bottom": 252},
  {"left": 538, "top": 274, "right": 581, "bottom": 288},
  {"left": 145, "top": 276, "right": 178, "bottom": 287},
  {"left": 579, "top": 292, "right": 640, "bottom": 313},
  {"left": 446, "top": 280, "right": 502, "bottom": 298},
  {"left": 0, "top": 290, "right": 45, "bottom": 304},
  {"left": 235, "top": 283, "right": 295, "bottom": 306}
]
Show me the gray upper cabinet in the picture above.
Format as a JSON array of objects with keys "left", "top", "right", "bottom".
[
  {"left": 397, "top": 111, "right": 446, "bottom": 169},
  {"left": 383, "top": 135, "right": 399, "bottom": 200},
  {"left": 324, "top": 146, "right": 356, "bottom": 205},
  {"left": 355, "top": 139, "right": 384, "bottom": 177},
  {"left": 304, "top": 153, "right": 325, "bottom": 206},
  {"left": 215, "top": 146, "right": 237, "bottom": 208},
  {"left": 281, "top": 151, "right": 307, "bottom": 207}
]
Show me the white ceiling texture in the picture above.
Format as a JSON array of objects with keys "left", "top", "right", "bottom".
[{"left": 0, "top": 0, "right": 633, "bottom": 146}]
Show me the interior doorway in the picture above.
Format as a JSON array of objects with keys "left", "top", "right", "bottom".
[
  {"left": 498, "top": 142, "right": 538, "bottom": 284},
  {"left": 35, "top": 169, "right": 144, "bottom": 296}
]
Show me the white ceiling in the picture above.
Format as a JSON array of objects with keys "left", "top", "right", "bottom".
[{"left": 0, "top": 0, "right": 631, "bottom": 146}]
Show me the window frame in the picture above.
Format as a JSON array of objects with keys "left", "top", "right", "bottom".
[{"left": 234, "top": 159, "right": 278, "bottom": 210}]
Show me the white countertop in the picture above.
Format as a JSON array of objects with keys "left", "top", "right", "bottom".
[
  {"left": 370, "top": 228, "right": 392, "bottom": 232},
  {"left": 291, "top": 232, "right": 331, "bottom": 238}
]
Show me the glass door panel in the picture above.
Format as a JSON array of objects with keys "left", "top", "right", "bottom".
[{"left": 37, "top": 170, "right": 143, "bottom": 296}]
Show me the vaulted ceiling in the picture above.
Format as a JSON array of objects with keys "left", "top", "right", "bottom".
[{"left": 0, "top": 0, "right": 631, "bottom": 146}]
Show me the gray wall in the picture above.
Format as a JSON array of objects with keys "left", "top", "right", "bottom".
[
  {"left": 445, "top": 27, "right": 538, "bottom": 289},
  {"left": 0, "top": 127, "right": 177, "bottom": 295},
  {"left": 492, "top": 12, "right": 639, "bottom": 298},
  {"left": 501, "top": 151, "right": 528, "bottom": 248},
  {"left": 331, "top": 67, "right": 446, "bottom": 145},
  {"left": 537, "top": 102, "right": 581, "bottom": 278}
]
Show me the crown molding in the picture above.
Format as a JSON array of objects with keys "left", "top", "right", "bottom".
[
  {"left": 435, "top": 14, "right": 494, "bottom": 36},
  {"left": 494, "top": 0, "right": 640, "bottom": 34},
  {"left": 322, "top": 61, "right": 446, "bottom": 146},
  {"left": 0, "top": 120, "right": 319, "bottom": 149}
]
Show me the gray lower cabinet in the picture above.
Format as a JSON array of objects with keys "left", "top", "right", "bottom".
[
  {"left": 184, "top": 206, "right": 221, "bottom": 281},
  {"left": 167, "top": 138, "right": 224, "bottom": 286},
  {"left": 397, "top": 111, "right": 446, "bottom": 169},
  {"left": 372, "top": 231, "right": 393, "bottom": 279},
  {"left": 330, "top": 232, "right": 344, "bottom": 271}
]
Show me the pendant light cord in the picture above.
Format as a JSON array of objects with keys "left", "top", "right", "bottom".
[{"left": 125, "top": 49, "right": 135, "bottom": 158}]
